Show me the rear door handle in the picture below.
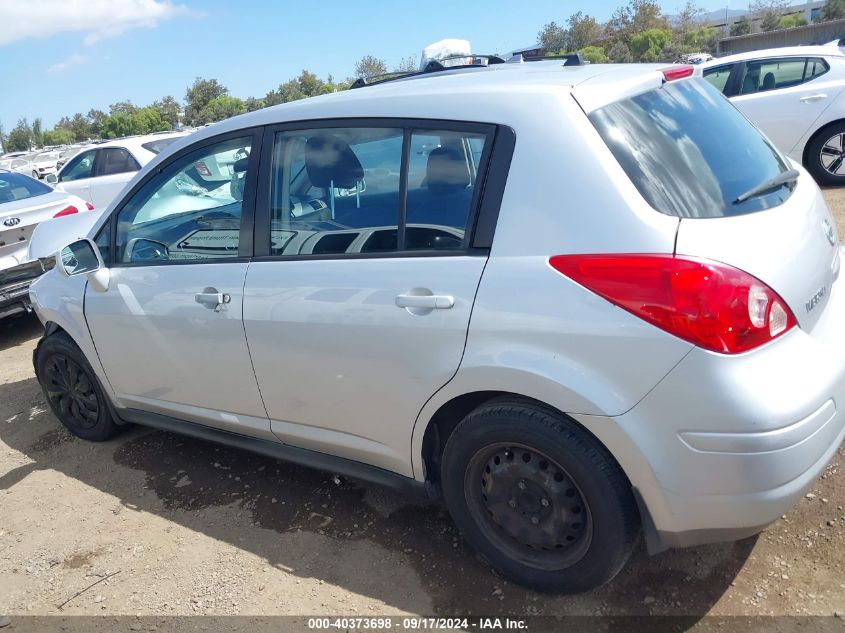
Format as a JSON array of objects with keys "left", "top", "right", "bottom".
[
  {"left": 800, "top": 93, "right": 828, "bottom": 103},
  {"left": 395, "top": 294, "right": 455, "bottom": 310},
  {"left": 195, "top": 288, "right": 231, "bottom": 311}
]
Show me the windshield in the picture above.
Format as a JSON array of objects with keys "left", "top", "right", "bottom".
[
  {"left": 0, "top": 171, "right": 52, "bottom": 203},
  {"left": 589, "top": 78, "right": 792, "bottom": 218},
  {"left": 142, "top": 137, "right": 181, "bottom": 154}
]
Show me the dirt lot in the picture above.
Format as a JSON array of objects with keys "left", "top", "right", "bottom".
[{"left": 1, "top": 193, "right": 845, "bottom": 625}]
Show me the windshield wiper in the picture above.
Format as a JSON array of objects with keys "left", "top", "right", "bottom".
[{"left": 733, "top": 168, "right": 800, "bottom": 204}]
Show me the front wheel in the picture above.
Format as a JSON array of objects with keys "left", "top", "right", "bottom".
[
  {"left": 440, "top": 399, "right": 640, "bottom": 593},
  {"left": 34, "top": 332, "right": 123, "bottom": 441},
  {"left": 806, "top": 123, "right": 845, "bottom": 186}
]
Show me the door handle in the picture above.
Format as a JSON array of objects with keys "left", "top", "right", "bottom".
[
  {"left": 395, "top": 293, "right": 455, "bottom": 309},
  {"left": 800, "top": 93, "right": 828, "bottom": 103},
  {"left": 195, "top": 288, "right": 231, "bottom": 311}
]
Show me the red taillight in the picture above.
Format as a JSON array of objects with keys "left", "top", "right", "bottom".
[
  {"left": 195, "top": 161, "right": 211, "bottom": 177},
  {"left": 662, "top": 65, "right": 694, "bottom": 81},
  {"left": 53, "top": 205, "right": 79, "bottom": 218},
  {"left": 86, "top": 202, "right": 94, "bottom": 211},
  {"left": 549, "top": 254, "right": 797, "bottom": 354}
]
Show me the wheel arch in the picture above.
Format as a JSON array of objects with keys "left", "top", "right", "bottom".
[{"left": 802, "top": 118, "right": 845, "bottom": 168}]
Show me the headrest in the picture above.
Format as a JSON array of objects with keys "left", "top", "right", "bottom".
[
  {"left": 762, "top": 72, "right": 775, "bottom": 91},
  {"left": 305, "top": 135, "right": 364, "bottom": 189},
  {"left": 426, "top": 147, "right": 471, "bottom": 196}
]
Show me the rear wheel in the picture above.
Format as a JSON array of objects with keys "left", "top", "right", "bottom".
[
  {"left": 35, "top": 332, "right": 123, "bottom": 441},
  {"left": 806, "top": 122, "right": 845, "bottom": 186},
  {"left": 440, "top": 399, "right": 639, "bottom": 593}
]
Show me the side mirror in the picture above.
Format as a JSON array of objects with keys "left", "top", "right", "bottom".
[
  {"left": 57, "top": 238, "right": 109, "bottom": 291},
  {"left": 45, "top": 173, "right": 58, "bottom": 184}
]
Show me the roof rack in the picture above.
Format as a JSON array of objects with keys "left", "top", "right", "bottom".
[
  {"left": 511, "top": 52, "right": 588, "bottom": 66},
  {"left": 350, "top": 54, "right": 507, "bottom": 90}
]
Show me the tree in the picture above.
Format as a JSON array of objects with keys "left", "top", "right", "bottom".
[
  {"left": 102, "top": 112, "right": 134, "bottom": 139},
  {"left": 630, "top": 28, "right": 673, "bottom": 61},
  {"left": 684, "top": 25, "right": 718, "bottom": 52},
  {"left": 42, "top": 128, "right": 76, "bottom": 146},
  {"left": 607, "top": 40, "right": 633, "bottom": 62},
  {"left": 608, "top": 0, "right": 669, "bottom": 40},
  {"left": 132, "top": 107, "right": 171, "bottom": 134},
  {"left": 674, "top": 0, "right": 704, "bottom": 36},
  {"left": 266, "top": 70, "right": 334, "bottom": 106},
  {"left": 354, "top": 55, "right": 388, "bottom": 78},
  {"left": 821, "top": 0, "right": 845, "bottom": 21},
  {"left": 6, "top": 119, "right": 33, "bottom": 152},
  {"left": 730, "top": 15, "right": 752, "bottom": 35},
  {"left": 750, "top": 0, "right": 790, "bottom": 31},
  {"left": 538, "top": 21, "right": 569, "bottom": 52},
  {"left": 32, "top": 118, "right": 43, "bottom": 148},
  {"left": 568, "top": 12, "right": 602, "bottom": 50},
  {"left": 153, "top": 96, "right": 181, "bottom": 128},
  {"left": 779, "top": 13, "right": 808, "bottom": 27},
  {"left": 201, "top": 95, "right": 246, "bottom": 123},
  {"left": 394, "top": 55, "right": 418, "bottom": 73},
  {"left": 109, "top": 100, "right": 137, "bottom": 116},
  {"left": 0, "top": 121, "right": 6, "bottom": 153},
  {"left": 184, "top": 78, "right": 228, "bottom": 126},
  {"left": 244, "top": 96, "right": 265, "bottom": 112},
  {"left": 579, "top": 46, "right": 608, "bottom": 63},
  {"left": 87, "top": 109, "right": 108, "bottom": 138}
]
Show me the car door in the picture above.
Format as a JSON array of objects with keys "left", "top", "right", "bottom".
[
  {"left": 56, "top": 149, "right": 95, "bottom": 204},
  {"left": 242, "top": 121, "right": 506, "bottom": 476},
  {"left": 84, "top": 129, "right": 272, "bottom": 438},
  {"left": 730, "top": 57, "right": 844, "bottom": 154},
  {"left": 89, "top": 147, "right": 141, "bottom": 209}
]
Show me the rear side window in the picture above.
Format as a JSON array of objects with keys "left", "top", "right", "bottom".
[
  {"left": 738, "top": 57, "right": 829, "bottom": 94},
  {"left": 589, "top": 78, "right": 791, "bottom": 218},
  {"left": 142, "top": 137, "right": 181, "bottom": 154}
]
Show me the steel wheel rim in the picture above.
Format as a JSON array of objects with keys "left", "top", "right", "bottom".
[
  {"left": 44, "top": 354, "right": 99, "bottom": 430},
  {"left": 820, "top": 133, "right": 845, "bottom": 175},
  {"left": 465, "top": 443, "right": 592, "bottom": 570}
]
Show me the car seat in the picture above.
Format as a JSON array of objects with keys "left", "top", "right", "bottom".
[{"left": 762, "top": 72, "right": 776, "bottom": 91}]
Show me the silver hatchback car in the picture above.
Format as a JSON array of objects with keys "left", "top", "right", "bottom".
[{"left": 28, "top": 57, "right": 845, "bottom": 593}]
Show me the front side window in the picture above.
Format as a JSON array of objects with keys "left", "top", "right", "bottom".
[
  {"left": 114, "top": 136, "right": 253, "bottom": 263},
  {"left": 97, "top": 148, "right": 140, "bottom": 176},
  {"left": 703, "top": 64, "right": 734, "bottom": 93},
  {"left": 267, "top": 126, "right": 487, "bottom": 256},
  {"left": 60, "top": 150, "right": 96, "bottom": 182},
  {"left": 738, "top": 57, "right": 828, "bottom": 94}
]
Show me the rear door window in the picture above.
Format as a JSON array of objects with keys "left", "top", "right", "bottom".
[
  {"left": 737, "top": 57, "right": 828, "bottom": 94},
  {"left": 96, "top": 148, "right": 141, "bottom": 176},
  {"left": 589, "top": 78, "right": 792, "bottom": 218}
]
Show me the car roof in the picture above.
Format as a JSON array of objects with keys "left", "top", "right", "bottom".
[
  {"left": 703, "top": 45, "right": 845, "bottom": 66},
  {"left": 170, "top": 61, "right": 670, "bottom": 153},
  {"left": 91, "top": 131, "right": 189, "bottom": 153}
]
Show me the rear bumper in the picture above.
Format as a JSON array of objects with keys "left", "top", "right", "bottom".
[
  {"left": 615, "top": 257, "right": 845, "bottom": 551},
  {"left": 0, "top": 260, "right": 43, "bottom": 319}
]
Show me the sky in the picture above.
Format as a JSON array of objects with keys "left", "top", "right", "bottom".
[{"left": 2, "top": 0, "right": 753, "bottom": 130}]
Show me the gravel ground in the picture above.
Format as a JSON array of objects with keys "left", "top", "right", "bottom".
[{"left": 1, "top": 191, "right": 845, "bottom": 622}]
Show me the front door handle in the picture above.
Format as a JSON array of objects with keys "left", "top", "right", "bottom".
[
  {"left": 800, "top": 93, "right": 828, "bottom": 103},
  {"left": 395, "top": 293, "right": 455, "bottom": 310},
  {"left": 195, "top": 288, "right": 231, "bottom": 311}
]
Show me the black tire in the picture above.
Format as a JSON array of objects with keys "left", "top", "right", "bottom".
[
  {"left": 806, "top": 122, "right": 845, "bottom": 186},
  {"left": 440, "top": 398, "right": 639, "bottom": 593},
  {"left": 34, "top": 331, "right": 123, "bottom": 442}
]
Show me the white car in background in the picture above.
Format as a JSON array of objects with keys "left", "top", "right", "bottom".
[
  {"left": 48, "top": 132, "right": 188, "bottom": 209},
  {"left": 17, "top": 150, "right": 61, "bottom": 180},
  {"left": 0, "top": 169, "right": 92, "bottom": 319},
  {"left": 703, "top": 46, "right": 845, "bottom": 185}
]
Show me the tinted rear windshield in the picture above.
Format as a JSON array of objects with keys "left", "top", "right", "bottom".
[
  {"left": 141, "top": 137, "right": 180, "bottom": 154},
  {"left": 589, "top": 78, "right": 792, "bottom": 218},
  {"left": 0, "top": 171, "right": 52, "bottom": 203}
]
